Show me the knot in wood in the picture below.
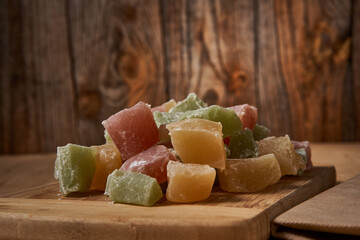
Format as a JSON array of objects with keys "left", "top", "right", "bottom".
[
  {"left": 312, "top": 22, "right": 335, "bottom": 65},
  {"left": 77, "top": 91, "right": 101, "bottom": 119},
  {"left": 229, "top": 70, "right": 249, "bottom": 93},
  {"left": 120, "top": 4, "right": 136, "bottom": 22},
  {"left": 119, "top": 52, "right": 139, "bottom": 79}
]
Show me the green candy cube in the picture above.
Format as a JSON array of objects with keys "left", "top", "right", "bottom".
[
  {"left": 229, "top": 129, "right": 258, "bottom": 159},
  {"left": 252, "top": 124, "right": 271, "bottom": 141},
  {"left": 54, "top": 144, "right": 96, "bottom": 196},
  {"left": 105, "top": 169, "right": 163, "bottom": 207},
  {"left": 154, "top": 105, "right": 242, "bottom": 137},
  {"left": 169, "top": 93, "right": 207, "bottom": 113}
]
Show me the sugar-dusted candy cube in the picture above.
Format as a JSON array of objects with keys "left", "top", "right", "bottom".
[
  {"left": 258, "top": 135, "right": 306, "bottom": 176},
  {"left": 169, "top": 92, "right": 207, "bottom": 113},
  {"left": 166, "top": 118, "right": 226, "bottom": 169},
  {"left": 105, "top": 169, "right": 163, "bottom": 206},
  {"left": 163, "top": 99, "right": 177, "bottom": 111},
  {"left": 166, "top": 161, "right": 216, "bottom": 203},
  {"left": 218, "top": 154, "right": 281, "bottom": 192},
  {"left": 155, "top": 105, "right": 242, "bottom": 138},
  {"left": 227, "top": 104, "right": 257, "bottom": 130},
  {"left": 54, "top": 144, "right": 96, "bottom": 196},
  {"left": 252, "top": 124, "right": 270, "bottom": 141},
  {"left": 104, "top": 130, "right": 113, "bottom": 144},
  {"left": 151, "top": 99, "right": 176, "bottom": 113},
  {"left": 91, "top": 144, "right": 122, "bottom": 191},
  {"left": 292, "top": 140, "right": 312, "bottom": 170},
  {"left": 294, "top": 148, "right": 307, "bottom": 175},
  {"left": 102, "top": 102, "right": 159, "bottom": 160},
  {"left": 228, "top": 129, "right": 258, "bottom": 159},
  {"left": 120, "top": 145, "right": 176, "bottom": 184}
]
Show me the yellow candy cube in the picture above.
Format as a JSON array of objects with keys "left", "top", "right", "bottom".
[
  {"left": 91, "top": 144, "right": 122, "bottom": 191},
  {"left": 257, "top": 135, "right": 306, "bottom": 176},
  {"left": 218, "top": 154, "right": 281, "bottom": 192},
  {"left": 166, "top": 118, "right": 226, "bottom": 169},
  {"left": 166, "top": 161, "right": 216, "bottom": 203},
  {"left": 163, "top": 99, "right": 177, "bottom": 112}
]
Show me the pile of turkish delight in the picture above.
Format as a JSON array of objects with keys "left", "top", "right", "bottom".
[{"left": 54, "top": 93, "right": 312, "bottom": 206}]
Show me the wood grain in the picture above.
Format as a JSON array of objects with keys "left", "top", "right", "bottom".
[
  {"left": 0, "top": 167, "right": 335, "bottom": 240},
  {"left": 0, "top": 0, "right": 79, "bottom": 153},
  {"left": 161, "top": 0, "right": 256, "bottom": 106},
  {"left": 353, "top": 0, "right": 360, "bottom": 140},
  {"left": 0, "top": 0, "right": 359, "bottom": 154},
  {"left": 66, "top": 0, "right": 167, "bottom": 147},
  {"left": 0, "top": 154, "right": 56, "bottom": 196},
  {"left": 272, "top": 174, "right": 360, "bottom": 238},
  {"left": 311, "top": 143, "right": 360, "bottom": 182},
  {"left": 0, "top": 199, "right": 267, "bottom": 240},
  {"left": 0, "top": 0, "right": 166, "bottom": 153},
  {"left": 274, "top": 0, "right": 353, "bottom": 141},
  {"left": 256, "top": 0, "right": 292, "bottom": 136}
]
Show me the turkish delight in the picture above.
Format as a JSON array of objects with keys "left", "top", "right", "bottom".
[
  {"left": 228, "top": 129, "right": 258, "bottom": 159},
  {"left": 53, "top": 92, "right": 312, "bottom": 206},
  {"left": 155, "top": 105, "right": 242, "bottom": 137},
  {"left": 227, "top": 104, "right": 257, "bottom": 130},
  {"left": 151, "top": 99, "right": 177, "bottom": 113},
  {"left": 105, "top": 169, "right": 163, "bottom": 206},
  {"left": 217, "top": 154, "right": 281, "bottom": 192},
  {"left": 166, "top": 118, "right": 226, "bottom": 169},
  {"left": 104, "top": 130, "right": 113, "bottom": 144},
  {"left": 91, "top": 144, "right": 122, "bottom": 191},
  {"left": 252, "top": 124, "right": 270, "bottom": 141},
  {"left": 54, "top": 144, "right": 96, "bottom": 196},
  {"left": 166, "top": 161, "right": 216, "bottom": 203},
  {"left": 257, "top": 135, "right": 306, "bottom": 176},
  {"left": 169, "top": 92, "right": 207, "bottom": 113},
  {"left": 102, "top": 102, "right": 159, "bottom": 160},
  {"left": 120, "top": 145, "right": 176, "bottom": 184},
  {"left": 292, "top": 140, "right": 312, "bottom": 170}
]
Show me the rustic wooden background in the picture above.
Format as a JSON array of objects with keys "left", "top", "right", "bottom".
[{"left": 1, "top": 0, "right": 359, "bottom": 154}]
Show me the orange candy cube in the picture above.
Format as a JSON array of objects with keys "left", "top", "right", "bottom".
[
  {"left": 166, "top": 161, "right": 216, "bottom": 203},
  {"left": 91, "top": 144, "right": 122, "bottom": 191}
]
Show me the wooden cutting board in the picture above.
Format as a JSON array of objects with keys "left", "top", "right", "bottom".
[
  {"left": 272, "top": 174, "right": 360, "bottom": 239},
  {"left": 0, "top": 166, "right": 335, "bottom": 240}
]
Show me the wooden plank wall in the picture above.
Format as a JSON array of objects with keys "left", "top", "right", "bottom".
[{"left": 1, "top": 0, "right": 359, "bottom": 154}]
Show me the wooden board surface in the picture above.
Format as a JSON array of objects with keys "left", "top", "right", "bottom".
[
  {"left": 0, "top": 154, "right": 55, "bottom": 196},
  {"left": 0, "top": 166, "right": 336, "bottom": 240}
]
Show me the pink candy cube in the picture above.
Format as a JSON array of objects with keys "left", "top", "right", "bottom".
[
  {"left": 227, "top": 104, "right": 258, "bottom": 130},
  {"left": 102, "top": 102, "right": 159, "bottom": 161},
  {"left": 121, "top": 145, "right": 176, "bottom": 184}
]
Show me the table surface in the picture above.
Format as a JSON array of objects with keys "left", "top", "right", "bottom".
[
  {"left": 0, "top": 143, "right": 360, "bottom": 197},
  {"left": 0, "top": 143, "right": 360, "bottom": 240}
]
